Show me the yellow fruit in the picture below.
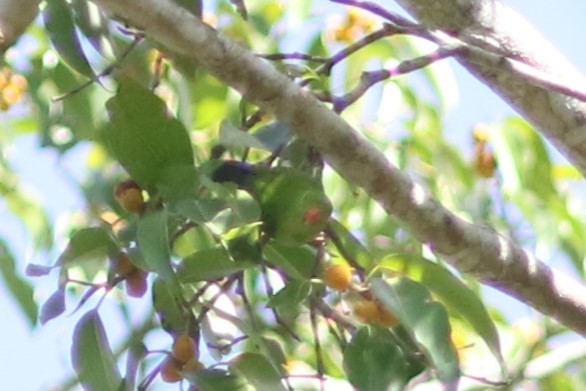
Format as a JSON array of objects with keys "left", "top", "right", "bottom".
[
  {"left": 324, "top": 264, "right": 353, "bottom": 292},
  {"left": 353, "top": 299, "right": 379, "bottom": 324},
  {"left": 375, "top": 304, "right": 400, "bottom": 328},
  {"left": 160, "top": 356, "right": 182, "bottom": 383},
  {"left": 353, "top": 299, "right": 400, "bottom": 328},
  {"left": 125, "top": 269, "right": 148, "bottom": 298},
  {"left": 172, "top": 334, "right": 196, "bottom": 364},
  {"left": 182, "top": 358, "right": 204, "bottom": 374},
  {"left": 114, "top": 252, "right": 135, "bottom": 276},
  {"left": 472, "top": 125, "right": 491, "bottom": 144},
  {"left": 2, "top": 84, "right": 21, "bottom": 105},
  {"left": 474, "top": 144, "right": 497, "bottom": 178},
  {"left": 10, "top": 74, "right": 27, "bottom": 91},
  {"left": 114, "top": 180, "right": 145, "bottom": 213}
]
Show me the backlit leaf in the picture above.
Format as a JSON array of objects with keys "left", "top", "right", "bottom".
[
  {"left": 71, "top": 310, "right": 123, "bottom": 391},
  {"left": 0, "top": 241, "right": 38, "bottom": 326},
  {"left": 102, "top": 78, "right": 194, "bottom": 189},
  {"left": 39, "top": 288, "right": 66, "bottom": 325},
  {"left": 372, "top": 278, "right": 460, "bottom": 386},
  {"left": 43, "top": 0, "right": 95, "bottom": 79}
]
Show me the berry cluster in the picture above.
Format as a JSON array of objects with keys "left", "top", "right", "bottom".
[
  {"left": 161, "top": 335, "right": 204, "bottom": 383},
  {"left": 323, "top": 263, "right": 399, "bottom": 328},
  {"left": 0, "top": 67, "right": 27, "bottom": 111}
]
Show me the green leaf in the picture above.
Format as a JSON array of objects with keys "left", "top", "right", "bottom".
[
  {"left": 230, "top": 353, "right": 287, "bottom": 391},
  {"left": 372, "top": 277, "right": 460, "bottom": 386},
  {"left": 0, "top": 242, "right": 38, "bottom": 326},
  {"left": 492, "top": 118, "right": 555, "bottom": 198},
  {"left": 177, "top": 248, "right": 254, "bottom": 283},
  {"left": 42, "top": 0, "right": 95, "bottom": 79},
  {"left": 71, "top": 310, "right": 123, "bottom": 391},
  {"left": 124, "top": 340, "right": 147, "bottom": 391},
  {"left": 263, "top": 242, "right": 317, "bottom": 280},
  {"left": 58, "top": 227, "right": 118, "bottom": 267},
  {"left": 343, "top": 326, "right": 424, "bottom": 391},
  {"left": 200, "top": 179, "right": 261, "bottom": 233},
  {"left": 136, "top": 211, "right": 174, "bottom": 281},
  {"left": 183, "top": 368, "right": 251, "bottom": 391},
  {"left": 39, "top": 288, "right": 66, "bottom": 325},
  {"left": 252, "top": 122, "right": 292, "bottom": 152},
  {"left": 257, "top": 336, "right": 287, "bottom": 376},
  {"left": 1, "top": 173, "right": 53, "bottom": 250},
  {"left": 266, "top": 280, "right": 311, "bottom": 308},
  {"left": 175, "top": 197, "right": 228, "bottom": 224},
  {"left": 71, "top": 0, "right": 114, "bottom": 57},
  {"left": 152, "top": 277, "right": 187, "bottom": 334},
  {"left": 157, "top": 165, "right": 199, "bottom": 202},
  {"left": 50, "top": 62, "right": 97, "bottom": 141},
  {"left": 220, "top": 120, "right": 271, "bottom": 151},
  {"left": 380, "top": 255, "right": 505, "bottom": 374},
  {"left": 225, "top": 228, "right": 262, "bottom": 264},
  {"left": 326, "top": 219, "right": 374, "bottom": 269},
  {"left": 102, "top": 77, "right": 194, "bottom": 189}
]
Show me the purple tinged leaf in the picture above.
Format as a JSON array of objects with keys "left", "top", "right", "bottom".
[
  {"left": 25, "top": 263, "right": 54, "bottom": 277},
  {"left": 42, "top": 0, "right": 95, "bottom": 79},
  {"left": 39, "top": 288, "right": 66, "bottom": 325}
]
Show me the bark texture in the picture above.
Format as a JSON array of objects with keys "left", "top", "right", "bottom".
[
  {"left": 90, "top": 0, "right": 586, "bottom": 335},
  {"left": 0, "top": 0, "right": 41, "bottom": 54}
]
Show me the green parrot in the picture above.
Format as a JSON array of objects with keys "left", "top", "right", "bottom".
[{"left": 212, "top": 161, "right": 332, "bottom": 246}]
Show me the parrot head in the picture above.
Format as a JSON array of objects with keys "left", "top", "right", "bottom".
[
  {"left": 211, "top": 160, "right": 333, "bottom": 245},
  {"left": 267, "top": 188, "right": 332, "bottom": 245}
]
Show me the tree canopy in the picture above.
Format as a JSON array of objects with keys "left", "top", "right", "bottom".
[{"left": 2, "top": 0, "right": 586, "bottom": 390}]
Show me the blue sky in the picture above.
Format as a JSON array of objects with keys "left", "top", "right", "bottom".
[{"left": 2, "top": 2, "right": 586, "bottom": 390}]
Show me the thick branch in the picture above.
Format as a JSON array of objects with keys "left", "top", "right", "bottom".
[
  {"left": 0, "top": 0, "right": 40, "bottom": 54},
  {"left": 90, "top": 0, "right": 586, "bottom": 335},
  {"left": 394, "top": 0, "right": 586, "bottom": 176}
]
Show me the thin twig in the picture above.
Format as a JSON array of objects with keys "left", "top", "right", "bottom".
[
  {"left": 260, "top": 264, "right": 302, "bottom": 341},
  {"left": 52, "top": 35, "right": 143, "bottom": 102},
  {"left": 332, "top": 0, "right": 586, "bottom": 103},
  {"left": 312, "top": 297, "right": 357, "bottom": 333},
  {"left": 309, "top": 301, "right": 326, "bottom": 391},
  {"left": 334, "top": 44, "right": 462, "bottom": 111},
  {"left": 324, "top": 225, "right": 365, "bottom": 281}
]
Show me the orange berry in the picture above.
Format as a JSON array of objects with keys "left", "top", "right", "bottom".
[
  {"left": 114, "top": 252, "right": 135, "bottom": 276},
  {"left": 1, "top": 84, "right": 21, "bottom": 105},
  {"left": 324, "top": 264, "right": 353, "bottom": 292},
  {"left": 375, "top": 304, "right": 400, "bottom": 328},
  {"left": 472, "top": 125, "right": 491, "bottom": 144},
  {"left": 114, "top": 180, "right": 145, "bottom": 213},
  {"left": 125, "top": 269, "right": 148, "bottom": 298},
  {"left": 10, "top": 73, "right": 27, "bottom": 91},
  {"left": 474, "top": 145, "right": 497, "bottom": 178},
  {"left": 353, "top": 299, "right": 379, "bottom": 324},
  {"left": 160, "top": 356, "right": 182, "bottom": 383},
  {"left": 172, "top": 334, "right": 196, "bottom": 364},
  {"left": 182, "top": 358, "right": 204, "bottom": 374}
]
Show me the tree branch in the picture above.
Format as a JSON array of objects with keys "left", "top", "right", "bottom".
[
  {"left": 0, "top": 0, "right": 40, "bottom": 55},
  {"left": 394, "top": 0, "right": 586, "bottom": 176},
  {"left": 89, "top": 0, "right": 586, "bottom": 335}
]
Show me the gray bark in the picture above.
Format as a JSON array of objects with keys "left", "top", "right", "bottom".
[{"left": 0, "top": 0, "right": 41, "bottom": 54}]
